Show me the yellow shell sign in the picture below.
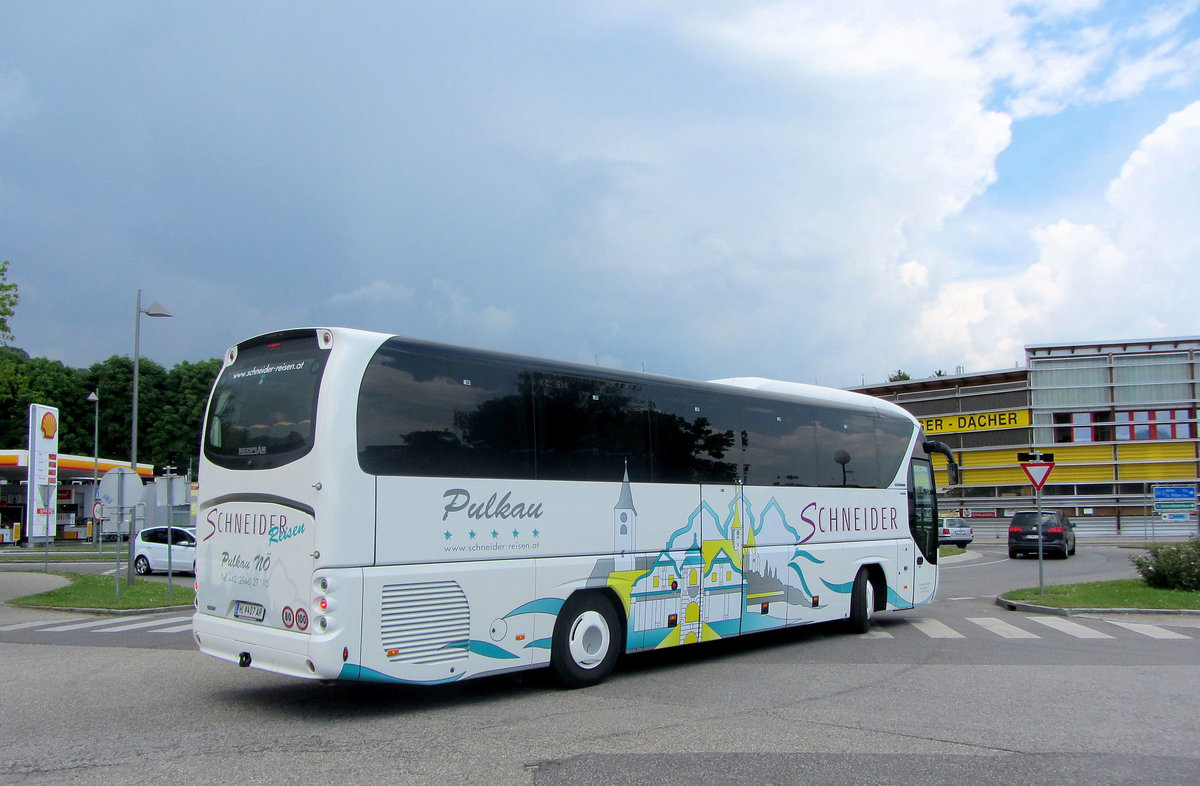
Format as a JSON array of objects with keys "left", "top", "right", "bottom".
[
  {"left": 40, "top": 411, "right": 58, "bottom": 439},
  {"left": 920, "top": 409, "right": 1030, "bottom": 435}
]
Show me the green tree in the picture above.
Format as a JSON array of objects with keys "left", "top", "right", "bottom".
[
  {"left": 21, "top": 357, "right": 90, "bottom": 454},
  {"left": 80, "top": 355, "right": 134, "bottom": 461},
  {"left": 0, "top": 353, "right": 89, "bottom": 451},
  {"left": 79, "top": 355, "right": 167, "bottom": 467},
  {"left": 887, "top": 369, "right": 911, "bottom": 382},
  {"left": 0, "top": 260, "right": 18, "bottom": 344},
  {"left": 145, "top": 358, "right": 222, "bottom": 472},
  {"left": 0, "top": 350, "right": 32, "bottom": 447},
  {"left": 1, "top": 349, "right": 221, "bottom": 475}
]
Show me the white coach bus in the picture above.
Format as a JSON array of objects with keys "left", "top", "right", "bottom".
[{"left": 193, "top": 328, "right": 958, "bottom": 687}]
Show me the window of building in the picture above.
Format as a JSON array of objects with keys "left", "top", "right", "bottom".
[
  {"left": 1115, "top": 409, "right": 1192, "bottom": 440},
  {"left": 1053, "top": 412, "right": 1113, "bottom": 443}
]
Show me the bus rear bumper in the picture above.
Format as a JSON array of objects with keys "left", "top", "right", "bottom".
[{"left": 192, "top": 612, "right": 333, "bottom": 680}]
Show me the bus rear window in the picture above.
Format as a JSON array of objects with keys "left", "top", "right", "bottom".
[{"left": 204, "top": 332, "right": 327, "bottom": 470}]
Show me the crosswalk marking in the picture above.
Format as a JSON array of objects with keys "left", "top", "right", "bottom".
[
  {"left": 967, "top": 617, "right": 1040, "bottom": 638},
  {"left": 152, "top": 623, "right": 194, "bottom": 634},
  {"left": 4, "top": 611, "right": 1194, "bottom": 642},
  {"left": 1027, "top": 615, "right": 1115, "bottom": 639},
  {"left": 40, "top": 617, "right": 133, "bottom": 632},
  {"left": 1103, "top": 620, "right": 1192, "bottom": 640},
  {"left": 908, "top": 618, "right": 964, "bottom": 638},
  {"left": 96, "top": 615, "right": 192, "bottom": 633},
  {"left": 0, "top": 617, "right": 86, "bottom": 631}
]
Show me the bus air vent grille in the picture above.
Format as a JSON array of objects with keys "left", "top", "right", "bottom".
[{"left": 380, "top": 581, "right": 470, "bottom": 664}]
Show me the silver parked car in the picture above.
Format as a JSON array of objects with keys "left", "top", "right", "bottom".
[
  {"left": 133, "top": 526, "right": 197, "bottom": 575},
  {"left": 938, "top": 517, "right": 974, "bottom": 548}
]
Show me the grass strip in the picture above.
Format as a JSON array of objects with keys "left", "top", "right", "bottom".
[
  {"left": 10, "top": 572, "right": 194, "bottom": 610},
  {"left": 1002, "top": 578, "right": 1200, "bottom": 610}
]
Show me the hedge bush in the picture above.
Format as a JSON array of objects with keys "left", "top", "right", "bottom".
[{"left": 1130, "top": 538, "right": 1200, "bottom": 592}]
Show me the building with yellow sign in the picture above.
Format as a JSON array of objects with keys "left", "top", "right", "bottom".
[{"left": 854, "top": 336, "right": 1200, "bottom": 538}]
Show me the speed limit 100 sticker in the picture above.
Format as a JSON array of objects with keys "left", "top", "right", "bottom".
[
  {"left": 295, "top": 607, "right": 309, "bottom": 631},
  {"left": 281, "top": 606, "right": 295, "bottom": 628}
]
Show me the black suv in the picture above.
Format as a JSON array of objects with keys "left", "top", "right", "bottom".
[{"left": 1008, "top": 510, "right": 1076, "bottom": 559}]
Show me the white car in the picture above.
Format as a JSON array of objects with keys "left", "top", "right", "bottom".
[
  {"left": 938, "top": 517, "right": 974, "bottom": 548},
  {"left": 133, "top": 526, "right": 197, "bottom": 575}
]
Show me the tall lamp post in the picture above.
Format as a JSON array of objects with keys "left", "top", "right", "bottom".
[
  {"left": 128, "top": 289, "right": 172, "bottom": 584},
  {"left": 87, "top": 391, "right": 99, "bottom": 551}
]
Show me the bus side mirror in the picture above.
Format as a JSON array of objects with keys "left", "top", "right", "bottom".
[{"left": 923, "top": 440, "right": 960, "bottom": 486}]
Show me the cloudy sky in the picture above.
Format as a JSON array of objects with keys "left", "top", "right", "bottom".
[{"left": 3, "top": 1, "right": 1199, "bottom": 388}]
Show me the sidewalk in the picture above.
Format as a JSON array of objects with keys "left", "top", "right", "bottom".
[
  {"left": 0, "top": 571, "right": 72, "bottom": 625},
  {"left": 0, "top": 571, "right": 69, "bottom": 604}
]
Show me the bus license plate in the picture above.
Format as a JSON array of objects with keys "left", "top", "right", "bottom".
[{"left": 234, "top": 601, "right": 266, "bottom": 622}]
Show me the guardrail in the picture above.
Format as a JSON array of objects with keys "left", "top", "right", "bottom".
[{"left": 962, "top": 516, "right": 1197, "bottom": 539}]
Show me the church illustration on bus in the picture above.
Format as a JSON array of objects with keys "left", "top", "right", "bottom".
[{"left": 592, "top": 469, "right": 833, "bottom": 652}]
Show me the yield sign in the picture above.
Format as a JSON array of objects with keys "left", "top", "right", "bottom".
[{"left": 1021, "top": 462, "right": 1054, "bottom": 491}]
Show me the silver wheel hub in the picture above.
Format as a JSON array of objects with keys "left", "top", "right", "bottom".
[{"left": 568, "top": 610, "right": 611, "bottom": 670}]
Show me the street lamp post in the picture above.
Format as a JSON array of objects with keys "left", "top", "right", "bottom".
[
  {"left": 87, "top": 391, "right": 99, "bottom": 551},
  {"left": 128, "top": 289, "right": 172, "bottom": 584}
]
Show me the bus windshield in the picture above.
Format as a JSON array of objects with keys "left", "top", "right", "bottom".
[{"left": 204, "top": 331, "right": 327, "bottom": 470}]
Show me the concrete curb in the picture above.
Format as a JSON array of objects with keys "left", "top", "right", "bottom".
[
  {"left": 4, "top": 603, "right": 193, "bottom": 615},
  {"left": 1, "top": 570, "right": 192, "bottom": 616},
  {"left": 994, "top": 596, "right": 1200, "bottom": 617}
]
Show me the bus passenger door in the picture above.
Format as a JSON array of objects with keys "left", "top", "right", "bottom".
[
  {"left": 697, "top": 484, "right": 747, "bottom": 643},
  {"left": 907, "top": 458, "right": 939, "bottom": 606}
]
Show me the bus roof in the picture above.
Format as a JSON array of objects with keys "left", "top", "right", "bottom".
[
  {"left": 710, "top": 377, "right": 916, "bottom": 423},
  {"left": 229, "top": 328, "right": 913, "bottom": 423}
]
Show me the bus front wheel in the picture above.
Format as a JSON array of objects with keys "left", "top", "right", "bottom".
[
  {"left": 847, "top": 569, "right": 874, "bottom": 634},
  {"left": 551, "top": 592, "right": 620, "bottom": 688}
]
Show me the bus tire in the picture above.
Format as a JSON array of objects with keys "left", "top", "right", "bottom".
[
  {"left": 847, "top": 569, "right": 874, "bottom": 634},
  {"left": 551, "top": 592, "right": 620, "bottom": 688}
]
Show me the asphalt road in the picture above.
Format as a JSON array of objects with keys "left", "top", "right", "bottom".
[{"left": 2, "top": 542, "right": 1198, "bottom": 785}]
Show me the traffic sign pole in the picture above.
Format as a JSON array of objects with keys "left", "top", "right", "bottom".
[
  {"left": 1036, "top": 479, "right": 1044, "bottom": 594},
  {"left": 1018, "top": 450, "right": 1056, "bottom": 596}
]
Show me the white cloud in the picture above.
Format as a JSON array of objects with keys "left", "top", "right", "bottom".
[
  {"left": 327, "top": 281, "right": 414, "bottom": 307},
  {"left": 430, "top": 280, "right": 517, "bottom": 343},
  {"left": 3, "top": 2, "right": 1198, "bottom": 388},
  {"left": 1107, "top": 100, "right": 1200, "bottom": 258},
  {"left": 900, "top": 260, "right": 930, "bottom": 289},
  {"left": 914, "top": 100, "right": 1200, "bottom": 372}
]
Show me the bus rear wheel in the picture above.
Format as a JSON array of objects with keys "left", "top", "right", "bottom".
[
  {"left": 847, "top": 569, "right": 874, "bottom": 634},
  {"left": 551, "top": 592, "right": 620, "bottom": 688}
]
